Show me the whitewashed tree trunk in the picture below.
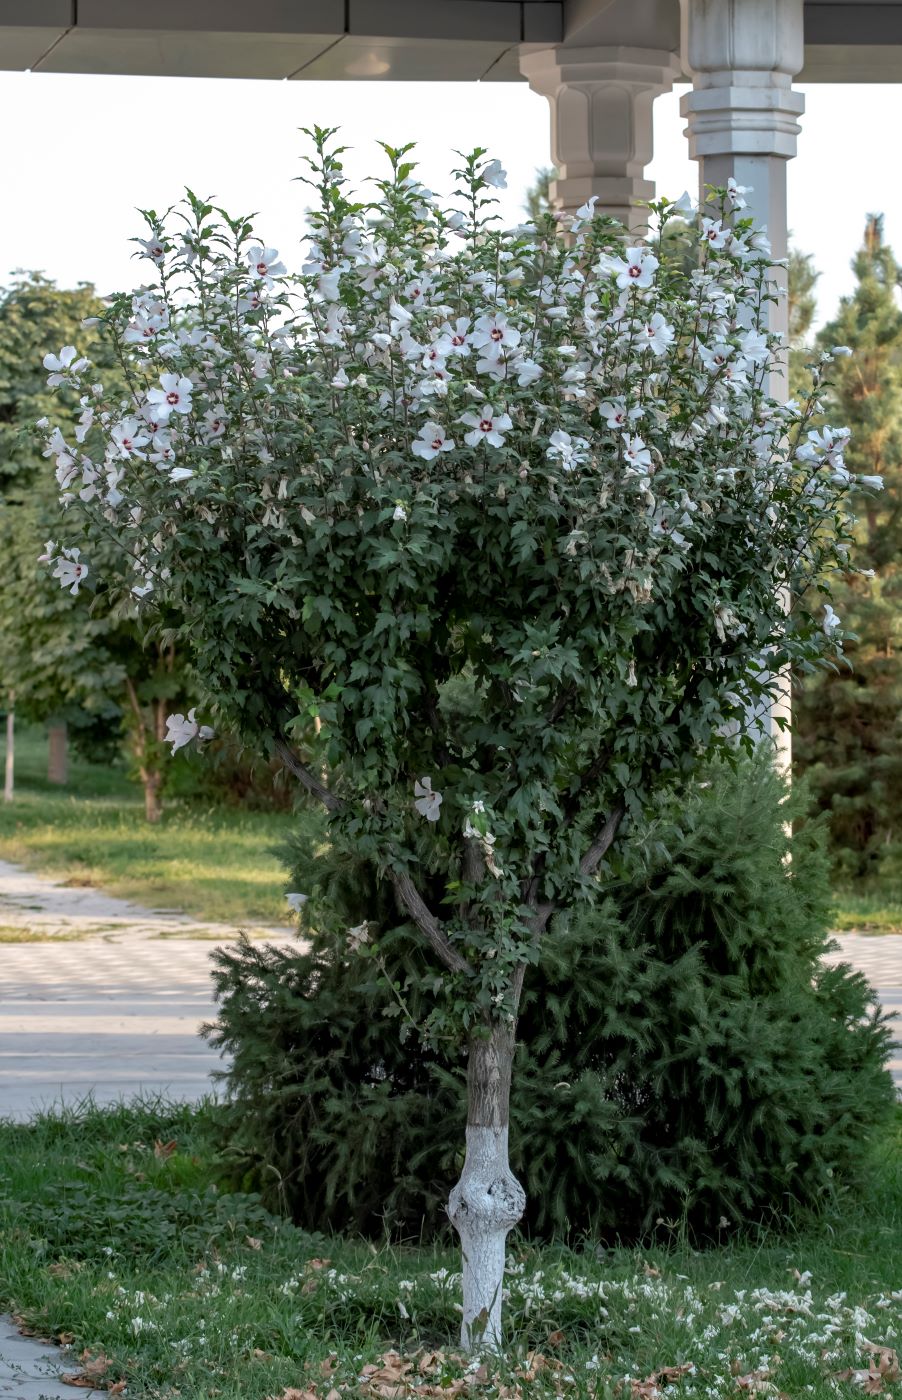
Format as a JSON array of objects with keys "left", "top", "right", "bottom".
[{"left": 448, "top": 1021, "right": 525, "bottom": 1352}]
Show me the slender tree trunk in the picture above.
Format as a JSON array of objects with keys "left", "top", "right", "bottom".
[
  {"left": 48, "top": 722, "right": 68, "bottom": 785},
  {"left": 3, "top": 693, "right": 13, "bottom": 803},
  {"left": 448, "top": 1019, "right": 525, "bottom": 1352},
  {"left": 142, "top": 771, "right": 163, "bottom": 823}
]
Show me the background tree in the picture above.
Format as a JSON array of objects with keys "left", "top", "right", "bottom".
[
  {"left": 794, "top": 215, "right": 902, "bottom": 880},
  {"left": 524, "top": 166, "right": 555, "bottom": 222},
  {"left": 0, "top": 274, "right": 188, "bottom": 819},
  {"left": 788, "top": 245, "right": 820, "bottom": 397}
]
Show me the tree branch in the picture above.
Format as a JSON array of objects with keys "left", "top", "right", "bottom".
[
  {"left": 390, "top": 871, "right": 473, "bottom": 976},
  {"left": 579, "top": 805, "right": 625, "bottom": 879},
  {"left": 274, "top": 736, "right": 472, "bottom": 977},
  {"left": 274, "top": 736, "right": 343, "bottom": 813}
]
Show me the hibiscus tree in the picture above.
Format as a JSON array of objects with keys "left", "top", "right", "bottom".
[{"left": 41, "top": 130, "right": 870, "bottom": 1350}]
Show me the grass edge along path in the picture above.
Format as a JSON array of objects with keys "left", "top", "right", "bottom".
[
  {"left": 0, "top": 1099, "right": 900, "bottom": 1400},
  {"left": 0, "top": 727, "right": 300, "bottom": 927}
]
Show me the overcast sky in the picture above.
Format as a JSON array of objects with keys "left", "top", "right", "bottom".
[{"left": 5, "top": 71, "right": 897, "bottom": 329}]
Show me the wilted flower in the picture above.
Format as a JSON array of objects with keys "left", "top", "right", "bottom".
[{"left": 165, "top": 708, "right": 214, "bottom": 754}]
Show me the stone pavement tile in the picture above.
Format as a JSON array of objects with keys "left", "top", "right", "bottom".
[{"left": 0, "top": 1317, "right": 98, "bottom": 1399}]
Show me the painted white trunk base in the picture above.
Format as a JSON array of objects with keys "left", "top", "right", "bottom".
[{"left": 448, "top": 1124, "right": 525, "bottom": 1351}]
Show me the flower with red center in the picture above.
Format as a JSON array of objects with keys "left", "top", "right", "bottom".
[
  {"left": 412, "top": 421, "right": 456, "bottom": 461},
  {"left": 459, "top": 405, "right": 513, "bottom": 449},
  {"left": 611, "top": 248, "right": 659, "bottom": 291},
  {"left": 146, "top": 374, "right": 194, "bottom": 421},
  {"left": 472, "top": 313, "right": 520, "bottom": 362}
]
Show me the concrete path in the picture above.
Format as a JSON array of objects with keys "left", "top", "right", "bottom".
[
  {"left": 0, "top": 1316, "right": 98, "bottom": 1399},
  {"left": 0, "top": 857, "right": 289, "bottom": 940},
  {"left": 0, "top": 936, "right": 295, "bottom": 1120},
  {"left": 823, "top": 932, "right": 902, "bottom": 1090}
]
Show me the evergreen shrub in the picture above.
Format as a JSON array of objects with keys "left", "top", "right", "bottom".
[{"left": 206, "top": 758, "right": 895, "bottom": 1243}]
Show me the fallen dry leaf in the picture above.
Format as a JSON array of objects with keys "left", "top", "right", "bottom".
[
  {"left": 153, "top": 1138, "right": 177, "bottom": 1159},
  {"left": 268, "top": 1390, "right": 318, "bottom": 1400},
  {"left": 304, "top": 1257, "right": 331, "bottom": 1271},
  {"left": 246, "top": 1235, "right": 263, "bottom": 1250},
  {"left": 860, "top": 1343, "right": 901, "bottom": 1381},
  {"left": 833, "top": 1366, "right": 885, "bottom": 1394},
  {"left": 108, "top": 1384, "right": 127, "bottom": 1397},
  {"left": 736, "top": 1375, "right": 778, "bottom": 1395},
  {"left": 643, "top": 1261, "right": 662, "bottom": 1278},
  {"left": 547, "top": 1329, "right": 565, "bottom": 1347},
  {"left": 60, "top": 1350, "right": 113, "bottom": 1388}
]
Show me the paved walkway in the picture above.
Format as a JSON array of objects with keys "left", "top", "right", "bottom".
[
  {"left": 0, "top": 857, "right": 289, "bottom": 940},
  {"left": 0, "top": 1316, "right": 99, "bottom": 1399},
  {"left": 0, "top": 919, "right": 898, "bottom": 1120},
  {"left": 823, "top": 934, "right": 902, "bottom": 1090}
]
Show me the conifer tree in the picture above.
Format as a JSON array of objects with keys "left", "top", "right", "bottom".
[{"left": 794, "top": 216, "right": 902, "bottom": 878}]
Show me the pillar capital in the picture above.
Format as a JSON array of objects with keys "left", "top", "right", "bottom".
[
  {"left": 680, "top": 0, "right": 805, "bottom": 162},
  {"left": 520, "top": 44, "right": 682, "bottom": 231}
]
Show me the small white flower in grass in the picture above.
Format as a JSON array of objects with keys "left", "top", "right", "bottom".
[
  {"left": 43, "top": 346, "right": 88, "bottom": 386},
  {"left": 823, "top": 604, "right": 841, "bottom": 638},
  {"left": 459, "top": 405, "right": 513, "bottom": 449},
  {"left": 640, "top": 312, "right": 674, "bottom": 356},
  {"left": 51, "top": 548, "right": 88, "bottom": 595},
  {"left": 413, "top": 776, "right": 443, "bottom": 822},
  {"left": 611, "top": 247, "right": 659, "bottom": 290},
  {"left": 412, "top": 421, "right": 455, "bottom": 461},
  {"left": 481, "top": 159, "right": 507, "bottom": 189},
  {"left": 146, "top": 374, "right": 193, "bottom": 421},
  {"left": 165, "top": 708, "right": 214, "bottom": 754},
  {"left": 285, "top": 892, "right": 308, "bottom": 911},
  {"left": 248, "top": 245, "right": 287, "bottom": 282}
]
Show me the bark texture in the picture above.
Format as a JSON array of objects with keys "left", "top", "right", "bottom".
[
  {"left": 47, "top": 723, "right": 68, "bottom": 785},
  {"left": 448, "top": 1022, "right": 525, "bottom": 1351}
]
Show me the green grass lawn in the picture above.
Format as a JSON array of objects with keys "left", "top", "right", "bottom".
[
  {"left": 0, "top": 1099, "right": 900, "bottom": 1400},
  {"left": 0, "top": 726, "right": 300, "bottom": 926},
  {"left": 831, "top": 885, "right": 902, "bottom": 935}
]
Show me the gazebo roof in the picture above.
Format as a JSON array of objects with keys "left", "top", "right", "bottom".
[{"left": 7, "top": 0, "right": 902, "bottom": 83}]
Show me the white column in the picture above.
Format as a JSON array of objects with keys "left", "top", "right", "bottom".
[
  {"left": 520, "top": 46, "right": 682, "bottom": 232},
  {"left": 680, "top": 0, "right": 805, "bottom": 759},
  {"left": 680, "top": 0, "right": 805, "bottom": 368}
]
